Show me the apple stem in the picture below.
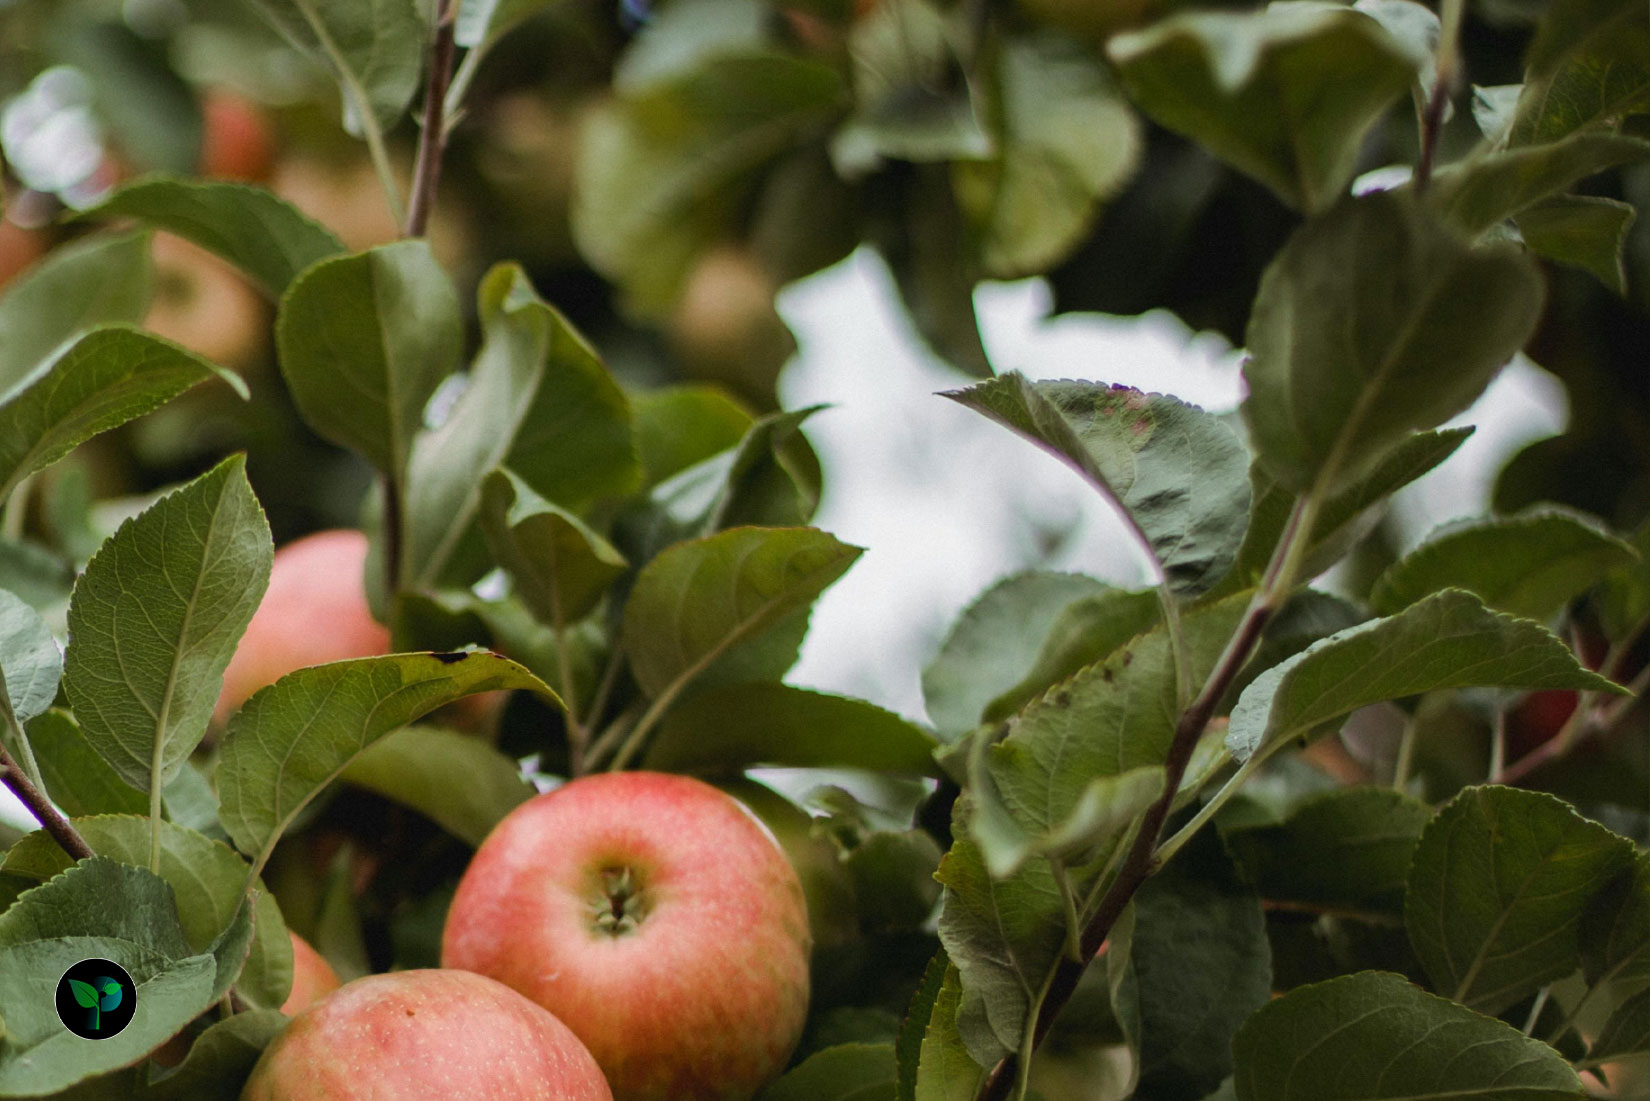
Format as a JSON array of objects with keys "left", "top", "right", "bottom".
[
  {"left": 0, "top": 739, "right": 92, "bottom": 862},
  {"left": 404, "top": 0, "right": 458, "bottom": 239}
]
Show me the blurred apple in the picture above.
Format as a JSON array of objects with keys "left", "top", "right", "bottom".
[
  {"left": 200, "top": 89, "right": 277, "bottom": 182},
  {"left": 144, "top": 232, "right": 267, "bottom": 371},
  {"left": 282, "top": 930, "right": 341, "bottom": 1015},
  {"left": 668, "top": 244, "right": 794, "bottom": 407},
  {"left": 271, "top": 154, "right": 471, "bottom": 271},
  {"left": 0, "top": 218, "right": 48, "bottom": 291}
]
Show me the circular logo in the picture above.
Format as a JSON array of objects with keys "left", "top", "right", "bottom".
[{"left": 56, "top": 959, "right": 136, "bottom": 1039}]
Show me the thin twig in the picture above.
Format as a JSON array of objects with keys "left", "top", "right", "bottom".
[
  {"left": 1414, "top": 0, "right": 1465, "bottom": 194},
  {"left": 404, "top": 0, "right": 460, "bottom": 239},
  {"left": 0, "top": 742, "right": 92, "bottom": 861}
]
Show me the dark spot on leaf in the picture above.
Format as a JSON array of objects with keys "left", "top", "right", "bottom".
[
  {"left": 431, "top": 652, "right": 469, "bottom": 665},
  {"left": 1102, "top": 668, "right": 1115, "bottom": 682}
]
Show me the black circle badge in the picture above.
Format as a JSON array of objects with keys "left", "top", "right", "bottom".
[{"left": 56, "top": 959, "right": 136, "bottom": 1039}]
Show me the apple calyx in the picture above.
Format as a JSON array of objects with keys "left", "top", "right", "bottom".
[{"left": 589, "top": 866, "right": 649, "bottom": 936}]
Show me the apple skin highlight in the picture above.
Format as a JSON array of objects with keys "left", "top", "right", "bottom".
[{"left": 441, "top": 771, "right": 812, "bottom": 1101}]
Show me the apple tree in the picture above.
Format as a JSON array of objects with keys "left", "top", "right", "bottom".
[{"left": 0, "top": 0, "right": 1647, "bottom": 1096}]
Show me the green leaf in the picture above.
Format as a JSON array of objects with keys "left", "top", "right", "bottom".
[
  {"left": 1404, "top": 785, "right": 1633, "bottom": 1013},
  {"left": 953, "top": 31, "right": 1140, "bottom": 278},
  {"left": 1221, "top": 786, "right": 1433, "bottom": 914},
  {"left": 1579, "top": 850, "right": 1650, "bottom": 987},
  {"left": 910, "top": 963, "right": 985, "bottom": 1101},
  {"left": 1588, "top": 984, "right": 1650, "bottom": 1065},
  {"left": 1107, "top": 2, "right": 1415, "bottom": 212},
  {"left": 1525, "top": 0, "right": 1646, "bottom": 79},
  {"left": 0, "top": 588, "right": 60, "bottom": 725},
  {"left": 1241, "top": 191, "right": 1543, "bottom": 496},
  {"left": 68, "top": 978, "right": 99, "bottom": 1009},
  {"left": 974, "top": 765, "right": 1164, "bottom": 878},
  {"left": 632, "top": 384, "right": 755, "bottom": 488},
  {"left": 643, "top": 683, "right": 939, "bottom": 775},
  {"left": 1515, "top": 196, "right": 1638, "bottom": 295},
  {"left": 339, "top": 724, "right": 534, "bottom": 847},
  {"left": 1231, "top": 971, "right": 1586, "bottom": 1100},
  {"left": 981, "top": 587, "right": 1162, "bottom": 723},
  {"left": 757, "top": 1041, "right": 897, "bottom": 1101},
  {"left": 944, "top": 374, "right": 1250, "bottom": 597},
  {"left": 247, "top": 0, "right": 425, "bottom": 134},
  {"left": 456, "top": 0, "right": 561, "bottom": 50},
  {"left": 1428, "top": 132, "right": 1650, "bottom": 236},
  {"left": 1512, "top": 19, "right": 1650, "bottom": 145},
  {"left": 142, "top": 1009, "right": 286, "bottom": 1100},
  {"left": 0, "top": 230, "right": 151, "bottom": 400},
  {"left": 2, "top": 816, "right": 292, "bottom": 1011},
  {"left": 573, "top": 54, "right": 845, "bottom": 315},
  {"left": 620, "top": 526, "right": 861, "bottom": 698},
  {"left": 0, "top": 326, "right": 244, "bottom": 506},
  {"left": 1370, "top": 507, "right": 1637, "bottom": 619},
  {"left": 1227, "top": 589, "right": 1622, "bottom": 763},
  {"left": 62, "top": 456, "right": 272, "bottom": 793},
  {"left": 403, "top": 264, "right": 637, "bottom": 588},
  {"left": 217, "top": 651, "right": 557, "bottom": 870},
  {"left": 276, "top": 241, "right": 462, "bottom": 479},
  {"left": 77, "top": 176, "right": 346, "bottom": 298},
  {"left": 479, "top": 469, "right": 627, "bottom": 626},
  {"left": 25, "top": 710, "right": 145, "bottom": 819},
  {"left": 897, "top": 952, "right": 948, "bottom": 1101}
]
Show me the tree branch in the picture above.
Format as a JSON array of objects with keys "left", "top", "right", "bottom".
[
  {"left": 404, "top": 0, "right": 459, "bottom": 239},
  {"left": 0, "top": 741, "right": 92, "bottom": 862}
]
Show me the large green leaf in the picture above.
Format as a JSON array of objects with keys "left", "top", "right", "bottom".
[
  {"left": 217, "top": 651, "right": 556, "bottom": 869},
  {"left": 276, "top": 241, "right": 462, "bottom": 479},
  {"left": 1525, "top": 0, "right": 1647, "bottom": 79},
  {"left": 1370, "top": 508, "right": 1637, "bottom": 619},
  {"left": 945, "top": 374, "right": 1250, "bottom": 597},
  {"left": 247, "top": 0, "right": 425, "bottom": 134},
  {"left": 1515, "top": 196, "right": 1639, "bottom": 295},
  {"left": 25, "top": 710, "right": 146, "bottom": 819},
  {"left": 573, "top": 54, "right": 845, "bottom": 315},
  {"left": 981, "top": 587, "right": 1162, "bottom": 723},
  {"left": 620, "top": 526, "right": 861, "bottom": 698},
  {"left": 456, "top": 0, "right": 562, "bottom": 50},
  {"left": 1405, "top": 785, "right": 1633, "bottom": 1013},
  {"left": 3, "top": 816, "right": 291, "bottom": 1010},
  {"left": 1587, "top": 985, "right": 1650, "bottom": 1066},
  {"left": 1512, "top": 19, "right": 1650, "bottom": 145},
  {"left": 79, "top": 176, "right": 345, "bottom": 298},
  {"left": 630, "top": 384, "right": 755, "bottom": 488},
  {"left": 1429, "top": 132, "right": 1650, "bottom": 236},
  {"left": 1227, "top": 589, "right": 1621, "bottom": 763},
  {"left": 339, "top": 724, "right": 534, "bottom": 846},
  {"left": 954, "top": 31, "right": 1139, "bottom": 278},
  {"left": 757, "top": 1042, "right": 897, "bottom": 1101},
  {"left": 1241, "top": 191, "right": 1543, "bottom": 496},
  {"left": 0, "top": 231, "right": 151, "bottom": 400},
  {"left": 404, "top": 264, "right": 637, "bottom": 588},
  {"left": 643, "top": 683, "right": 939, "bottom": 774},
  {"left": 62, "top": 457, "right": 271, "bottom": 793},
  {"left": 1108, "top": 2, "right": 1414, "bottom": 212},
  {"left": 923, "top": 572, "right": 1109, "bottom": 742},
  {"left": 907, "top": 961, "right": 984, "bottom": 1101},
  {"left": 0, "top": 326, "right": 243, "bottom": 506},
  {"left": 479, "top": 469, "right": 627, "bottom": 628},
  {"left": 1579, "top": 850, "right": 1650, "bottom": 988},
  {"left": 1231, "top": 971, "right": 1585, "bottom": 1100},
  {"left": 141, "top": 1009, "right": 285, "bottom": 1100},
  {"left": 1222, "top": 786, "right": 1432, "bottom": 914},
  {"left": 0, "top": 587, "right": 60, "bottom": 726}
]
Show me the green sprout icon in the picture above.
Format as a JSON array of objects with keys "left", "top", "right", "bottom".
[{"left": 67, "top": 977, "right": 122, "bottom": 1033}]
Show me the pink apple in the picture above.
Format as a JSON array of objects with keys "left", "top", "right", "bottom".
[
  {"left": 215, "top": 530, "right": 390, "bottom": 724},
  {"left": 242, "top": 969, "right": 613, "bottom": 1100},
  {"left": 280, "top": 931, "right": 340, "bottom": 1016},
  {"left": 441, "top": 771, "right": 812, "bottom": 1101}
]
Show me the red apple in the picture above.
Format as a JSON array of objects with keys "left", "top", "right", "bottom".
[
  {"left": 281, "top": 931, "right": 341, "bottom": 1015},
  {"left": 199, "top": 89, "right": 277, "bottom": 182},
  {"left": 242, "top": 969, "right": 612, "bottom": 1100},
  {"left": 441, "top": 772, "right": 812, "bottom": 1101},
  {"left": 216, "top": 530, "right": 390, "bottom": 724}
]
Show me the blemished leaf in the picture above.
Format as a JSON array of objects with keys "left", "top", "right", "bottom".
[
  {"left": 339, "top": 724, "right": 534, "bottom": 847},
  {"left": 1525, "top": 0, "right": 1646, "bottom": 79},
  {"left": 1580, "top": 850, "right": 1650, "bottom": 987},
  {"left": 1125, "top": 846, "right": 1271, "bottom": 1100},
  {"left": 78, "top": 176, "right": 345, "bottom": 298},
  {"left": 246, "top": 0, "right": 424, "bottom": 134},
  {"left": 1107, "top": 2, "right": 1415, "bottom": 212},
  {"left": 1231, "top": 971, "right": 1586, "bottom": 1100},
  {"left": 644, "top": 683, "right": 939, "bottom": 775},
  {"left": 757, "top": 1041, "right": 897, "bottom": 1101},
  {"left": 276, "top": 241, "right": 462, "bottom": 480},
  {"left": 479, "top": 469, "right": 628, "bottom": 626},
  {"left": 1370, "top": 507, "right": 1638, "bottom": 619},
  {"left": 1405, "top": 785, "right": 1634, "bottom": 1013},
  {"left": 25, "top": 710, "right": 145, "bottom": 820},
  {"left": 0, "top": 587, "right": 60, "bottom": 725},
  {"left": 1515, "top": 196, "right": 1638, "bottom": 295},
  {"left": 62, "top": 456, "right": 272, "bottom": 793},
  {"left": 1227, "top": 589, "right": 1622, "bottom": 763},
  {"left": 1588, "top": 985, "right": 1650, "bottom": 1065},
  {"left": 954, "top": 31, "right": 1140, "bottom": 278},
  {"left": 944, "top": 375, "right": 1250, "bottom": 596},
  {"left": 404, "top": 264, "right": 638, "bottom": 589},
  {"left": 0, "top": 326, "right": 245, "bottom": 506},
  {"left": 217, "top": 651, "right": 557, "bottom": 869},
  {"left": 1221, "top": 786, "right": 1433, "bottom": 914},
  {"left": 621, "top": 526, "right": 862, "bottom": 699},
  {"left": 1429, "top": 133, "right": 1650, "bottom": 236},
  {"left": 923, "top": 572, "right": 1108, "bottom": 741},
  {"left": 1242, "top": 191, "right": 1543, "bottom": 496},
  {"left": 982, "top": 587, "right": 1162, "bottom": 723},
  {"left": 2, "top": 815, "right": 292, "bottom": 1011},
  {"left": 573, "top": 54, "right": 845, "bottom": 315},
  {"left": 0, "top": 230, "right": 151, "bottom": 400},
  {"left": 0, "top": 858, "right": 255, "bottom": 1095},
  {"left": 456, "top": 0, "right": 562, "bottom": 50},
  {"left": 142, "top": 1009, "right": 286, "bottom": 1100},
  {"left": 1511, "top": 19, "right": 1650, "bottom": 145}
]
